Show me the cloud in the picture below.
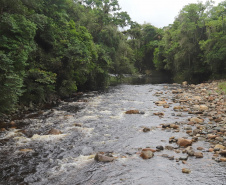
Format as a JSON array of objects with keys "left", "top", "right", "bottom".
[{"left": 118, "top": 0, "right": 224, "bottom": 27}]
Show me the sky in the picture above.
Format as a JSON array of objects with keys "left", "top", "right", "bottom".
[{"left": 117, "top": 0, "right": 224, "bottom": 28}]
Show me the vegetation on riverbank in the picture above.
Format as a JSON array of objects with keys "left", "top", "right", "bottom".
[
  {"left": 218, "top": 81, "right": 226, "bottom": 94},
  {"left": 0, "top": 0, "right": 225, "bottom": 114}
]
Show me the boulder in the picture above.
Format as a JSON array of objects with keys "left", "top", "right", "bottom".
[
  {"left": 182, "top": 168, "right": 191, "bottom": 174},
  {"left": 48, "top": 128, "right": 62, "bottom": 135},
  {"left": 140, "top": 148, "right": 154, "bottom": 159},
  {"left": 94, "top": 153, "right": 114, "bottom": 162},
  {"left": 214, "top": 144, "right": 225, "bottom": 150},
  {"left": 190, "top": 117, "right": 204, "bottom": 123},
  {"left": 177, "top": 138, "right": 192, "bottom": 147},
  {"left": 143, "top": 127, "right": 151, "bottom": 132},
  {"left": 194, "top": 152, "right": 203, "bottom": 158},
  {"left": 125, "top": 110, "right": 140, "bottom": 114}
]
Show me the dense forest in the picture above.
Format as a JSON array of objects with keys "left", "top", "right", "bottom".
[{"left": 0, "top": 0, "right": 225, "bottom": 114}]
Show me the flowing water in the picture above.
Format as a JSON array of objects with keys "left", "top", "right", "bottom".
[{"left": 0, "top": 83, "right": 226, "bottom": 185}]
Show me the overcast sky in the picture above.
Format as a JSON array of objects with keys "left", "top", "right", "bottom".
[{"left": 117, "top": 0, "right": 224, "bottom": 28}]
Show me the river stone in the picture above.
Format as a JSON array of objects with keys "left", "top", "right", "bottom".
[
  {"left": 214, "top": 144, "right": 225, "bottom": 150},
  {"left": 177, "top": 138, "right": 192, "bottom": 147},
  {"left": 156, "top": 145, "right": 164, "bottom": 150},
  {"left": 219, "top": 150, "right": 226, "bottom": 157},
  {"left": 220, "top": 158, "right": 226, "bottom": 162},
  {"left": 140, "top": 149, "right": 154, "bottom": 159},
  {"left": 125, "top": 110, "right": 140, "bottom": 114},
  {"left": 94, "top": 153, "right": 114, "bottom": 162},
  {"left": 143, "top": 127, "right": 151, "bottom": 132},
  {"left": 194, "top": 152, "right": 203, "bottom": 158},
  {"left": 190, "top": 117, "right": 204, "bottom": 123},
  {"left": 48, "top": 128, "right": 62, "bottom": 135}
]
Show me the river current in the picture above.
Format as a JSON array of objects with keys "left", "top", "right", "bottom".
[{"left": 0, "top": 83, "right": 226, "bottom": 185}]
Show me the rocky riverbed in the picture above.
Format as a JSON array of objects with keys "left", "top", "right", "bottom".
[{"left": 0, "top": 81, "right": 225, "bottom": 185}]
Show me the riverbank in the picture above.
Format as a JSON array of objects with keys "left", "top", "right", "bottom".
[{"left": 160, "top": 80, "right": 226, "bottom": 163}]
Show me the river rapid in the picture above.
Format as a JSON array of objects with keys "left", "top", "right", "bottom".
[{"left": 0, "top": 83, "right": 226, "bottom": 185}]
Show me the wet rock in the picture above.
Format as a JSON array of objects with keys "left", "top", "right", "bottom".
[
  {"left": 48, "top": 128, "right": 62, "bottom": 135},
  {"left": 170, "top": 124, "right": 179, "bottom": 129},
  {"left": 214, "top": 144, "right": 225, "bottom": 150},
  {"left": 177, "top": 138, "right": 192, "bottom": 147},
  {"left": 154, "top": 112, "right": 164, "bottom": 116},
  {"left": 163, "top": 104, "right": 170, "bottom": 108},
  {"left": 156, "top": 145, "right": 164, "bottom": 150},
  {"left": 169, "top": 156, "right": 174, "bottom": 160},
  {"left": 207, "top": 134, "right": 217, "bottom": 139},
  {"left": 194, "top": 152, "right": 203, "bottom": 158},
  {"left": 0, "top": 128, "right": 6, "bottom": 132},
  {"left": 179, "top": 156, "right": 188, "bottom": 160},
  {"left": 197, "top": 147, "right": 204, "bottom": 151},
  {"left": 74, "top": 123, "right": 82, "bottom": 127},
  {"left": 185, "top": 146, "right": 195, "bottom": 156},
  {"left": 140, "top": 149, "right": 154, "bottom": 159},
  {"left": 219, "top": 150, "right": 226, "bottom": 157},
  {"left": 155, "top": 101, "right": 167, "bottom": 106},
  {"left": 95, "top": 153, "right": 114, "bottom": 162},
  {"left": 182, "top": 168, "right": 191, "bottom": 174},
  {"left": 143, "top": 127, "right": 151, "bottom": 132},
  {"left": 161, "top": 154, "right": 169, "bottom": 158},
  {"left": 182, "top": 81, "right": 188, "bottom": 86},
  {"left": 190, "top": 117, "right": 204, "bottom": 123},
  {"left": 220, "top": 158, "right": 226, "bottom": 162},
  {"left": 125, "top": 110, "right": 140, "bottom": 114},
  {"left": 165, "top": 146, "right": 174, "bottom": 150},
  {"left": 173, "top": 106, "right": 183, "bottom": 111},
  {"left": 19, "top": 149, "right": 34, "bottom": 152}
]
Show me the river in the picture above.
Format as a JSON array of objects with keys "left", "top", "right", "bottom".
[{"left": 0, "top": 82, "right": 226, "bottom": 185}]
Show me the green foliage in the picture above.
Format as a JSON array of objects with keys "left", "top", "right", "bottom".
[
  {"left": 0, "top": 13, "right": 36, "bottom": 113},
  {"left": 153, "top": 1, "right": 226, "bottom": 83}
]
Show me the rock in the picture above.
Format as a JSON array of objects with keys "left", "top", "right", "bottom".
[
  {"left": 143, "top": 127, "right": 151, "bottom": 132},
  {"left": 179, "top": 156, "right": 188, "bottom": 161},
  {"left": 208, "top": 148, "right": 214, "bottom": 152},
  {"left": 185, "top": 146, "right": 195, "bottom": 156},
  {"left": 173, "top": 106, "right": 183, "bottom": 110},
  {"left": 219, "top": 150, "right": 226, "bottom": 157},
  {"left": 163, "top": 104, "right": 170, "bottom": 108},
  {"left": 156, "top": 145, "right": 164, "bottom": 150},
  {"left": 194, "top": 152, "right": 203, "bottom": 158},
  {"left": 197, "top": 147, "right": 204, "bottom": 150},
  {"left": 0, "top": 128, "right": 6, "bottom": 132},
  {"left": 155, "top": 101, "right": 167, "bottom": 106},
  {"left": 207, "top": 134, "right": 217, "bottom": 139},
  {"left": 125, "top": 110, "right": 140, "bottom": 114},
  {"left": 200, "top": 105, "right": 208, "bottom": 111},
  {"left": 161, "top": 154, "right": 169, "bottom": 158},
  {"left": 154, "top": 112, "right": 164, "bottom": 116},
  {"left": 140, "top": 149, "right": 154, "bottom": 159},
  {"left": 48, "top": 128, "right": 62, "bottom": 135},
  {"left": 165, "top": 146, "right": 174, "bottom": 150},
  {"left": 214, "top": 144, "right": 225, "bottom": 150},
  {"left": 182, "top": 168, "right": 191, "bottom": 174},
  {"left": 190, "top": 117, "right": 204, "bottom": 123},
  {"left": 74, "top": 123, "right": 82, "bottom": 127},
  {"left": 182, "top": 81, "right": 188, "bottom": 86},
  {"left": 94, "top": 153, "right": 114, "bottom": 162},
  {"left": 170, "top": 124, "right": 179, "bottom": 129},
  {"left": 220, "top": 158, "right": 226, "bottom": 162},
  {"left": 177, "top": 138, "right": 192, "bottom": 147},
  {"left": 19, "top": 149, "right": 33, "bottom": 152},
  {"left": 215, "top": 137, "right": 224, "bottom": 142},
  {"left": 169, "top": 156, "right": 174, "bottom": 160}
]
